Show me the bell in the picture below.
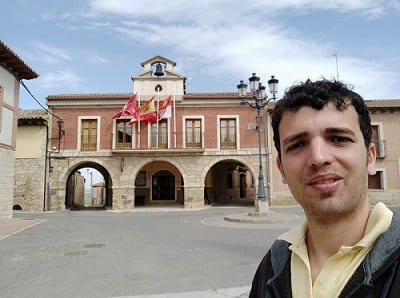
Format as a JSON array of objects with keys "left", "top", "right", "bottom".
[{"left": 154, "top": 63, "right": 164, "bottom": 76}]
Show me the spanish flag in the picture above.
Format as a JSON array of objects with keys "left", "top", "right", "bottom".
[{"left": 130, "top": 96, "right": 156, "bottom": 124}]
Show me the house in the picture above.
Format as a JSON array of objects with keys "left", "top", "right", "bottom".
[
  {"left": 0, "top": 40, "right": 38, "bottom": 218},
  {"left": 14, "top": 109, "right": 48, "bottom": 211},
  {"left": 46, "top": 55, "right": 259, "bottom": 210}
]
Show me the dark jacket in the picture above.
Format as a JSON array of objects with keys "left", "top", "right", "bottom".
[{"left": 250, "top": 212, "right": 400, "bottom": 298}]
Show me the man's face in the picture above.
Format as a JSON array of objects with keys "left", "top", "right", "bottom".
[{"left": 276, "top": 102, "right": 376, "bottom": 221}]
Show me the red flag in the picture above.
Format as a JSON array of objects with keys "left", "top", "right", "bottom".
[
  {"left": 158, "top": 96, "right": 172, "bottom": 120},
  {"left": 113, "top": 94, "right": 137, "bottom": 119},
  {"left": 130, "top": 96, "right": 157, "bottom": 124}
]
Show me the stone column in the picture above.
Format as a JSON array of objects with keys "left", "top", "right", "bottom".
[
  {"left": 184, "top": 186, "right": 204, "bottom": 209},
  {"left": 112, "top": 186, "right": 135, "bottom": 210}
]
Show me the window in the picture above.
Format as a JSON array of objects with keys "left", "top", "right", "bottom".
[
  {"left": 220, "top": 118, "right": 237, "bottom": 149},
  {"left": 368, "top": 170, "right": 385, "bottom": 190},
  {"left": 371, "top": 124, "right": 385, "bottom": 158},
  {"left": 135, "top": 171, "right": 147, "bottom": 186},
  {"left": 116, "top": 119, "right": 132, "bottom": 149},
  {"left": 81, "top": 119, "right": 98, "bottom": 151},
  {"left": 151, "top": 119, "right": 168, "bottom": 148},
  {"left": 185, "top": 119, "right": 202, "bottom": 148}
]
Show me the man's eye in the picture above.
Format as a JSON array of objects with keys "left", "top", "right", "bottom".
[
  {"left": 331, "top": 136, "right": 352, "bottom": 143},
  {"left": 287, "top": 142, "right": 304, "bottom": 151}
]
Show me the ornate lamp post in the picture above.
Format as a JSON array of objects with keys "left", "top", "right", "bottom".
[{"left": 237, "top": 73, "right": 278, "bottom": 212}]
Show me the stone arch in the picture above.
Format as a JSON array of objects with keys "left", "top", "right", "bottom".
[
  {"left": 64, "top": 161, "right": 113, "bottom": 209},
  {"left": 131, "top": 158, "right": 187, "bottom": 181},
  {"left": 203, "top": 158, "right": 256, "bottom": 205},
  {"left": 133, "top": 160, "right": 184, "bottom": 206}
]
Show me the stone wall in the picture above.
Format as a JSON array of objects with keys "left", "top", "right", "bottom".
[
  {"left": 48, "top": 150, "right": 264, "bottom": 211},
  {"left": 14, "top": 124, "right": 47, "bottom": 212},
  {"left": 14, "top": 158, "right": 46, "bottom": 211},
  {"left": 0, "top": 147, "right": 14, "bottom": 218}
]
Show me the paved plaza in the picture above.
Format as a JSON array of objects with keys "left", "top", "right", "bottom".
[{"left": 1, "top": 205, "right": 304, "bottom": 298}]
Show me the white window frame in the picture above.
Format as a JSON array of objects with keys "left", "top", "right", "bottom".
[
  {"left": 371, "top": 122, "right": 385, "bottom": 158},
  {"left": 77, "top": 116, "right": 101, "bottom": 151},
  {"left": 372, "top": 168, "right": 387, "bottom": 190},
  {"left": 112, "top": 117, "right": 135, "bottom": 150},
  {"left": 217, "top": 115, "right": 240, "bottom": 150},
  {"left": 182, "top": 115, "right": 204, "bottom": 149},
  {"left": 147, "top": 118, "right": 170, "bottom": 149}
]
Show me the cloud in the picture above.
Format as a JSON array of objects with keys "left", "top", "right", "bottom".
[
  {"left": 88, "top": 0, "right": 394, "bottom": 19},
  {"left": 34, "top": 42, "right": 71, "bottom": 64},
  {"left": 78, "top": 0, "right": 400, "bottom": 99},
  {"left": 89, "top": 54, "right": 110, "bottom": 64},
  {"left": 40, "top": 69, "right": 83, "bottom": 89}
]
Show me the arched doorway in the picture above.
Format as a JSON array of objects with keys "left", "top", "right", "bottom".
[
  {"left": 204, "top": 159, "right": 255, "bottom": 205},
  {"left": 152, "top": 170, "right": 175, "bottom": 201},
  {"left": 65, "top": 162, "right": 112, "bottom": 209},
  {"left": 134, "top": 161, "right": 184, "bottom": 207}
]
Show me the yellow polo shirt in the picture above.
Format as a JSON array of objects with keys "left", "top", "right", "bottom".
[{"left": 278, "top": 202, "right": 393, "bottom": 298}]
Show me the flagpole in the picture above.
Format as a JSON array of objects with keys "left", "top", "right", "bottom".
[
  {"left": 156, "top": 90, "right": 160, "bottom": 148},
  {"left": 173, "top": 85, "right": 177, "bottom": 148},
  {"left": 137, "top": 87, "right": 141, "bottom": 148}
]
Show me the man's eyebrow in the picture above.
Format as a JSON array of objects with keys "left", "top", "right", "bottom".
[
  {"left": 282, "top": 132, "right": 308, "bottom": 145},
  {"left": 325, "top": 127, "right": 357, "bottom": 137}
]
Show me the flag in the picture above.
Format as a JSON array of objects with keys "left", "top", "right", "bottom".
[
  {"left": 158, "top": 96, "right": 172, "bottom": 120},
  {"left": 130, "top": 96, "right": 157, "bottom": 124},
  {"left": 113, "top": 94, "right": 137, "bottom": 119}
]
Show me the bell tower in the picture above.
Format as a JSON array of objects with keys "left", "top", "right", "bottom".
[{"left": 132, "top": 55, "right": 186, "bottom": 101}]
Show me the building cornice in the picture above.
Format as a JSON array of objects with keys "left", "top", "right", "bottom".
[{"left": 0, "top": 40, "right": 39, "bottom": 80}]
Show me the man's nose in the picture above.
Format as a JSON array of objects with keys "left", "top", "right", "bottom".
[{"left": 306, "top": 138, "right": 334, "bottom": 168}]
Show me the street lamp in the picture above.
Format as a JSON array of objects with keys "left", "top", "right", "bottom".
[
  {"left": 56, "top": 118, "right": 64, "bottom": 152},
  {"left": 237, "top": 73, "right": 278, "bottom": 205}
]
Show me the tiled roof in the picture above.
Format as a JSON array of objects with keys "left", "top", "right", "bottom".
[
  {"left": 365, "top": 99, "right": 400, "bottom": 108},
  {"left": 185, "top": 92, "right": 238, "bottom": 97},
  {"left": 0, "top": 40, "right": 39, "bottom": 80},
  {"left": 46, "top": 93, "right": 133, "bottom": 100},
  {"left": 18, "top": 109, "right": 48, "bottom": 120}
]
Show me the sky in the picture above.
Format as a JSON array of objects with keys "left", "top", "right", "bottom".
[{"left": 2, "top": 0, "right": 400, "bottom": 109}]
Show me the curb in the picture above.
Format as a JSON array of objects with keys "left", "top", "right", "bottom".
[
  {"left": 0, "top": 218, "right": 45, "bottom": 241},
  {"left": 224, "top": 211, "right": 301, "bottom": 224}
]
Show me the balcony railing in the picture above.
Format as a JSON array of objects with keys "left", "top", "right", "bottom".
[
  {"left": 81, "top": 135, "right": 97, "bottom": 151},
  {"left": 112, "top": 130, "right": 209, "bottom": 152}
]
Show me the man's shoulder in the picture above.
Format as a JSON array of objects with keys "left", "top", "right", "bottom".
[
  {"left": 269, "top": 239, "right": 291, "bottom": 273},
  {"left": 367, "top": 209, "right": 400, "bottom": 274}
]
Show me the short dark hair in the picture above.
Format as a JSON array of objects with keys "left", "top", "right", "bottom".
[{"left": 272, "top": 79, "right": 372, "bottom": 159}]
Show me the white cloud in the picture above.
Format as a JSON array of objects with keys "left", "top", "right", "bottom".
[
  {"left": 34, "top": 42, "right": 71, "bottom": 64},
  {"left": 80, "top": 0, "right": 400, "bottom": 99},
  {"left": 88, "top": 0, "right": 392, "bottom": 19},
  {"left": 89, "top": 54, "right": 110, "bottom": 64},
  {"left": 40, "top": 69, "right": 83, "bottom": 89}
]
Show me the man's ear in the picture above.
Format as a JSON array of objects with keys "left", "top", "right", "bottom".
[
  {"left": 367, "top": 142, "right": 376, "bottom": 175},
  {"left": 276, "top": 157, "right": 287, "bottom": 184}
]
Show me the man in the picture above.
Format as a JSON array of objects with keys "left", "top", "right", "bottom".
[{"left": 250, "top": 79, "right": 400, "bottom": 297}]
